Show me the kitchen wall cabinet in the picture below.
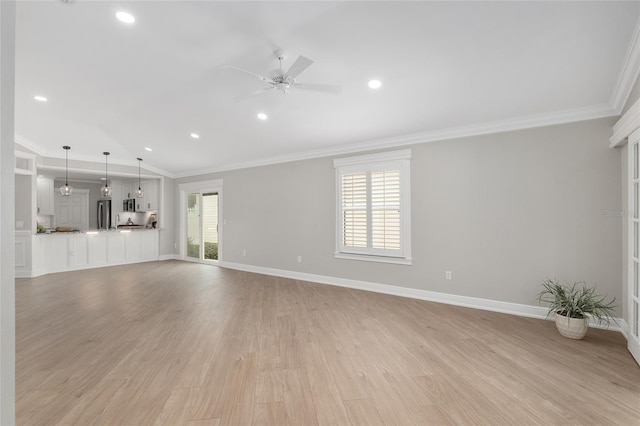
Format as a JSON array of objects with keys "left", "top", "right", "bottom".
[
  {"left": 36, "top": 177, "right": 54, "bottom": 215},
  {"left": 140, "top": 179, "right": 158, "bottom": 211},
  {"left": 121, "top": 182, "right": 134, "bottom": 200}
]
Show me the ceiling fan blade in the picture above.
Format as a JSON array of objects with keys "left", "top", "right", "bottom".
[
  {"left": 225, "top": 65, "right": 270, "bottom": 82},
  {"left": 285, "top": 55, "right": 314, "bottom": 78},
  {"left": 295, "top": 83, "right": 342, "bottom": 94},
  {"left": 235, "top": 86, "right": 275, "bottom": 101}
]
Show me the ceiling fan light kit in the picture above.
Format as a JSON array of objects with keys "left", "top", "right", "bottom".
[{"left": 229, "top": 49, "right": 342, "bottom": 96}]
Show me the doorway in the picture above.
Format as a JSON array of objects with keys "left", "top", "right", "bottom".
[
  {"left": 180, "top": 179, "right": 223, "bottom": 263},
  {"left": 186, "top": 192, "right": 219, "bottom": 261}
]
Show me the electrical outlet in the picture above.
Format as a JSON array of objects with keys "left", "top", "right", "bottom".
[
  {"left": 242, "top": 249, "right": 246, "bottom": 256},
  {"left": 445, "top": 271, "right": 452, "bottom": 280},
  {"left": 174, "top": 243, "right": 177, "bottom": 249},
  {"left": 297, "top": 255, "right": 302, "bottom": 263}
]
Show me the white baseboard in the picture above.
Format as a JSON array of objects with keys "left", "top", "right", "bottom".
[
  {"left": 158, "top": 254, "right": 179, "bottom": 261},
  {"left": 618, "top": 318, "right": 629, "bottom": 339},
  {"left": 218, "top": 261, "right": 624, "bottom": 334}
]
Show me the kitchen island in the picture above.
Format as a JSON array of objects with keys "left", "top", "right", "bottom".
[{"left": 16, "top": 228, "right": 159, "bottom": 278}]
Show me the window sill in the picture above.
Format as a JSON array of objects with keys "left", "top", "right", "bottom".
[{"left": 334, "top": 252, "right": 412, "bottom": 265}]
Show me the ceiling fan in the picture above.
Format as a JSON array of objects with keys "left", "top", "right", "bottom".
[{"left": 227, "top": 49, "right": 342, "bottom": 96}]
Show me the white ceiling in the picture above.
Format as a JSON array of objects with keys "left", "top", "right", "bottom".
[{"left": 15, "top": 1, "right": 640, "bottom": 178}]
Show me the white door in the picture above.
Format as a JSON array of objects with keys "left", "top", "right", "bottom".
[
  {"left": 185, "top": 192, "right": 219, "bottom": 261},
  {"left": 179, "top": 179, "right": 223, "bottom": 262},
  {"left": 628, "top": 129, "right": 640, "bottom": 365},
  {"left": 55, "top": 189, "right": 89, "bottom": 231}
]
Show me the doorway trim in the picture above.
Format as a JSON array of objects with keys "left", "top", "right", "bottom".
[
  {"left": 178, "top": 179, "right": 223, "bottom": 263},
  {"left": 612, "top": 95, "right": 640, "bottom": 366}
]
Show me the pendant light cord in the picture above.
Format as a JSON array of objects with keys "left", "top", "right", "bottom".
[
  {"left": 62, "top": 146, "right": 71, "bottom": 187},
  {"left": 103, "top": 152, "right": 110, "bottom": 188}
]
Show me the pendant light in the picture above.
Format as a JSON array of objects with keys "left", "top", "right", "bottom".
[
  {"left": 136, "top": 157, "right": 144, "bottom": 198},
  {"left": 60, "top": 146, "right": 73, "bottom": 196},
  {"left": 100, "top": 152, "right": 112, "bottom": 197}
]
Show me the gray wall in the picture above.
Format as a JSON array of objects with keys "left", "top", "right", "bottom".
[
  {"left": 622, "top": 73, "right": 640, "bottom": 115},
  {"left": 159, "top": 176, "right": 175, "bottom": 256},
  {"left": 176, "top": 117, "right": 623, "bottom": 312}
]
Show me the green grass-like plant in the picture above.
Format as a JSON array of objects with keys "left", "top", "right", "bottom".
[{"left": 538, "top": 279, "right": 617, "bottom": 325}]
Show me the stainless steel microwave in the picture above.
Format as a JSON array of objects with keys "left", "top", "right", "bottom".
[{"left": 123, "top": 199, "right": 136, "bottom": 212}]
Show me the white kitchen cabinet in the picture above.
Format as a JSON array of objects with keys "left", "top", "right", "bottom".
[
  {"left": 37, "top": 177, "right": 54, "bottom": 215},
  {"left": 69, "top": 235, "right": 89, "bottom": 268},
  {"left": 88, "top": 234, "right": 108, "bottom": 266},
  {"left": 139, "top": 179, "right": 158, "bottom": 211},
  {"left": 134, "top": 181, "right": 146, "bottom": 211},
  {"left": 23, "top": 230, "right": 159, "bottom": 277},
  {"left": 107, "top": 233, "right": 127, "bottom": 263},
  {"left": 135, "top": 190, "right": 143, "bottom": 212},
  {"left": 125, "top": 231, "right": 143, "bottom": 262},
  {"left": 45, "top": 236, "right": 69, "bottom": 272},
  {"left": 121, "top": 182, "right": 132, "bottom": 200},
  {"left": 141, "top": 230, "right": 158, "bottom": 260}
]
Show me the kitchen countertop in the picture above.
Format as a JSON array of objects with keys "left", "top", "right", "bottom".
[{"left": 35, "top": 227, "right": 158, "bottom": 235}]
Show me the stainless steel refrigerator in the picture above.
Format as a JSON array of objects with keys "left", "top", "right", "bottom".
[{"left": 97, "top": 199, "right": 111, "bottom": 230}]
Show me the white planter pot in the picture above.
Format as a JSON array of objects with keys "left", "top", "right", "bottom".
[{"left": 554, "top": 312, "right": 589, "bottom": 340}]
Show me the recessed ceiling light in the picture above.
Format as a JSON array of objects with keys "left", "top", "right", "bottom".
[
  {"left": 257, "top": 113, "right": 268, "bottom": 121},
  {"left": 190, "top": 133, "right": 200, "bottom": 139},
  {"left": 368, "top": 79, "right": 382, "bottom": 89},
  {"left": 144, "top": 147, "right": 152, "bottom": 152},
  {"left": 100, "top": 177, "right": 106, "bottom": 181},
  {"left": 116, "top": 11, "right": 135, "bottom": 24},
  {"left": 34, "top": 95, "right": 48, "bottom": 102}
]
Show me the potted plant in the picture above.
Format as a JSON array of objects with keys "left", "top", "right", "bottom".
[{"left": 538, "top": 279, "right": 616, "bottom": 340}]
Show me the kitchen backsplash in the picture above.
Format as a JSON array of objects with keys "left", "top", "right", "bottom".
[
  {"left": 37, "top": 215, "right": 52, "bottom": 228},
  {"left": 116, "top": 210, "right": 157, "bottom": 226}
]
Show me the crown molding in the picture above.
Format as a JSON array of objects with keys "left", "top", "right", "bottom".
[
  {"left": 610, "top": 95, "right": 640, "bottom": 147},
  {"left": 14, "top": 134, "right": 46, "bottom": 156},
  {"left": 39, "top": 165, "right": 160, "bottom": 181},
  {"left": 610, "top": 14, "right": 640, "bottom": 113},
  {"left": 174, "top": 103, "right": 618, "bottom": 179}
]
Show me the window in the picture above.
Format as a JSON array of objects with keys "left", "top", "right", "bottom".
[{"left": 334, "top": 149, "right": 412, "bottom": 264}]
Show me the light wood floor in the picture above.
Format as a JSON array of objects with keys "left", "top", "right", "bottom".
[{"left": 16, "top": 260, "right": 640, "bottom": 425}]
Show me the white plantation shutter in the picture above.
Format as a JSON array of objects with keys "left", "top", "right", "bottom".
[
  {"left": 334, "top": 150, "right": 411, "bottom": 263},
  {"left": 371, "top": 170, "right": 400, "bottom": 250},
  {"left": 342, "top": 172, "right": 368, "bottom": 248}
]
